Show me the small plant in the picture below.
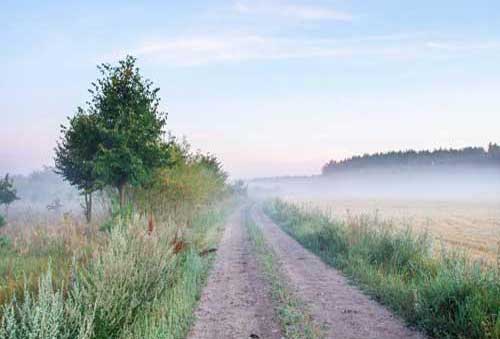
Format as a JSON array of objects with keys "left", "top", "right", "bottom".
[
  {"left": 0, "top": 235, "right": 11, "bottom": 249},
  {"left": 99, "top": 198, "right": 134, "bottom": 233}
]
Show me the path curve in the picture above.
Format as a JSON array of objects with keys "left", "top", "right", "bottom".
[
  {"left": 252, "top": 206, "right": 425, "bottom": 339},
  {"left": 188, "top": 208, "right": 282, "bottom": 339}
]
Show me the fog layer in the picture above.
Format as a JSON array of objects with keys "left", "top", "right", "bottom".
[{"left": 249, "top": 166, "right": 500, "bottom": 202}]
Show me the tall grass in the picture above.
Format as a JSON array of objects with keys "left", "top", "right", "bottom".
[
  {"left": 0, "top": 204, "right": 227, "bottom": 339},
  {"left": 264, "top": 199, "right": 500, "bottom": 339},
  {"left": 0, "top": 218, "right": 97, "bottom": 307},
  {"left": 121, "top": 208, "right": 225, "bottom": 339}
]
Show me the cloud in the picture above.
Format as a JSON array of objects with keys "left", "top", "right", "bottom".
[
  {"left": 425, "top": 41, "right": 500, "bottom": 52},
  {"left": 117, "top": 35, "right": 353, "bottom": 66},
  {"left": 233, "top": 1, "right": 353, "bottom": 21},
  {"left": 106, "top": 33, "right": 500, "bottom": 67}
]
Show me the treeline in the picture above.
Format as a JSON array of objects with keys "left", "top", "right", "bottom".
[{"left": 322, "top": 144, "right": 500, "bottom": 175}]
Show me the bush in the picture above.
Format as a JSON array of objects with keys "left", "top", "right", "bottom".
[
  {"left": 0, "top": 269, "right": 93, "bottom": 339},
  {"left": 0, "top": 215, "right": 5, "bottom": 228},
  {"left": 74, "top": 221, "right": 175, "bottom": 339}
]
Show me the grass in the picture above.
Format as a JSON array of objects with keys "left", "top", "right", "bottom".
[
  {"left": 245, "top": 206, "right": 321, "bottom": 339},
  {"left": 0, "top": 219, "right": 98, "bottom": 307},
  {"left": 264, "top": 199, "right": 500, "bottom": 339},
  {"left": 121, "top": 207, "right": 226, "bottom": 339},
  {"left": 0, "top": 203, "right": 229, "bottom": 339},
  {"left": 287, "top": 197, "right": 500, "bottom": 262}
]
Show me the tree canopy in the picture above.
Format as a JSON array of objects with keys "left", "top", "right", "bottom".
[
  {"left": 55, "top": 109, "right": 100, "bottom": 193},
  {"left": 89, "top": 56, "right": 169, "bottom": 206},
  {"left": 0, "top": 174, "right": 19, "bottom": 207},
  {"left": 55, "top": 55, "right": 170, "bottom": 212},
  {"left": 55, "top": 110, "right": 101, "bottom": 222}
]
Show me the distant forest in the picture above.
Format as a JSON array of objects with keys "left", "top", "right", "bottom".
[{"left": 322, "top": 143, "right": 500, "bottom": 175}]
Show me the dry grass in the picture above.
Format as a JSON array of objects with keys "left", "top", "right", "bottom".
[
  {"left": 0, "top": 214, "right": 104, "bottom": 307},
  {"left": 265, "top": 199, "right": 500, "bottom": 338},
  {"left": 285, "top": 197, "right": 500, "bottom": 263}
]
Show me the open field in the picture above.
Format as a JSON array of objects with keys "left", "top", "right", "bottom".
[
  {"left": 284, "top": 197, "right": 500, "bottom": 263},
  {"left": 264, "top": 199, "right": 500, "bottom": 338}
]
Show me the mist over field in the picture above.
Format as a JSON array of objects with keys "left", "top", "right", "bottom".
[{"left": 249, "top": 166, "right": 500, "bottom": 201}]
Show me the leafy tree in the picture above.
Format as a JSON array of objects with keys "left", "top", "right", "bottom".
[
  {"left": 0, "top": 174, "right": 19, "bottom": 220},
  {"left": 55, "top": 110, "right": 100, "bottom": 222},
  {"left": 89, "top": 56, "right": 168, "bottom": 208}
]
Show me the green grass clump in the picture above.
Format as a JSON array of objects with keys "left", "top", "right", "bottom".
[
  {"left": 264, "top": 199, "right": 500, "bottom": 339},
  {"left": 245, "top": 207, "right": 321, "bottom": 339}
]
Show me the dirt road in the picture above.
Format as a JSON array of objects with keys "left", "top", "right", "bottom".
[
  {"left": 251, "top": 206, "right": 424, "bottom": 339},
  {"left": 189, "top": 206, "right": 424, "bottom": 338},
  {"left": 188, "top": 209, "right": 282, "bottom": 339}
]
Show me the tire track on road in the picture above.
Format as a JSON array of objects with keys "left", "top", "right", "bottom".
[
  {"left": 251, "top": 206, "right": 425, "bottom": 339},
  {"left": 188, "top": 208, "right": 282, "bottom": 339}
]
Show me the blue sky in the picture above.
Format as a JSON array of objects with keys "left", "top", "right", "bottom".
[{"left": 1, "top": 1, "right": 499, "bottom": 178}]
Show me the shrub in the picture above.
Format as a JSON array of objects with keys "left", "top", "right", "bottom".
[
  {"left": 0, "top": 269, "right": 93, "bottom": 339},
  {"left": 73, "top": 221, "right": 175, "bottom": 339}
]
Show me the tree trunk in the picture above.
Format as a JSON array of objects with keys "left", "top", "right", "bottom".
[
  {"left": 83, "top": 192, "right": 89, "bottom": 223},
  {"left": 89, "top": 192, "right": 92, "bottom": 223},
  {"left": 83, "top": 192, "right": 93, "bottom": 224},
  {"left": 118, "top": 183, "right": 126, "bottom": 209},
  {"left": 84, "top": 193, "right": 88, "bottom": 223}
]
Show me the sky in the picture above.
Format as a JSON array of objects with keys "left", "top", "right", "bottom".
[{"left": 1, "top": 0, "right": 499, "bottom": 178}]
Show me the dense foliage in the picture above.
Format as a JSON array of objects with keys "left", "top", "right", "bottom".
[
  {"left": 322, "top": 143, "right": 500, "bottom": 175},
  {"left": 265, "top": 199, "right": 500, "bottom": 339},
  {"left": 55, "top": 55, "right": 170, "bottom": 215},
  {"left": 89, "top": 56, "right": 169, "bottom": 207},
  {"left": 55, "top": 111, "right": 101, "bottom": 222}
]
